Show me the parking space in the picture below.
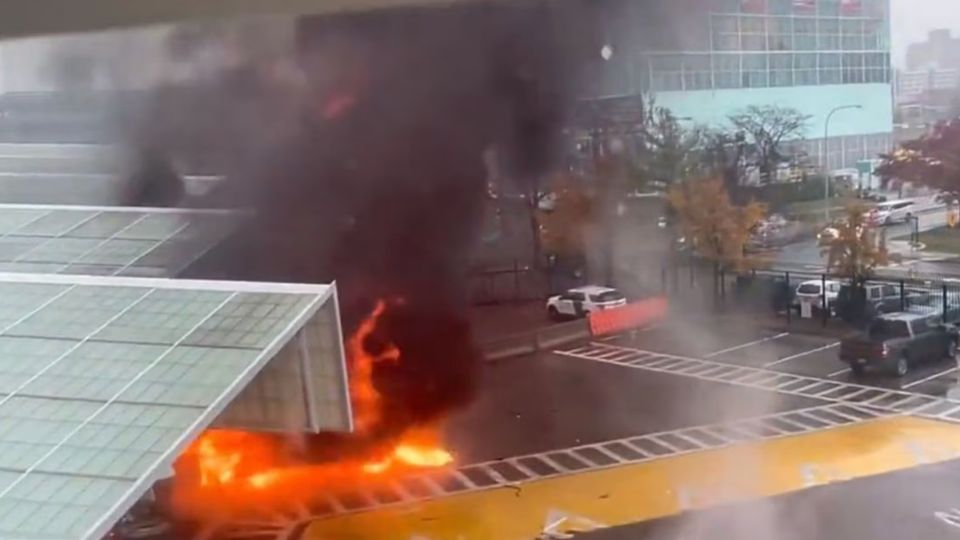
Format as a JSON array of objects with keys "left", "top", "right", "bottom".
[
  {"left": 443, "top": 348, "right": 824, "bottom": 465},
  {"left": 608, "top": 316, "right": 960, "bottom": 399}
]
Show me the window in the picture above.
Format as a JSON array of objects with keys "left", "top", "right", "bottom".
[
  {"left": 869, "top": 287, "right": 882, "bottom": 300},
  {"left": 882, "top": 285, "right": 897, "bottom": 297},
  {"left": 683, "top": 54, "right": 712, "bottom": 90},
  {"left": 798, "top": 284, "right": 821, "bottom": 295},
  {"left": 567, "top": 292, "right": 586, "bottom": 302},
  {"left": 712, "top": 14, "right": 740, "bottom": 51},
  {"left": 819, "top": 52, "right": 841, "bottom": 83},
  {"left": 842, "top": 52, "right": 864, "bottom": 83},
  {"left": 796, "top": 52, "right": 818, "bottom": 85},
  {"left": 741, "top": 15, "right": 767, "bottom": 51},
  {"left": 768, "top": 16, "right": 793, "bottom": 50},
  {"left": 714, "top": 53, "right": 742, "bottom": 89},
  {"left": 592, "top": 291, "right": 625, "bottom": 303},
  {"left": 650, "top": 55, "right": 684, "bottom": 91},
  {"left": 819, "top": 18, "right": 841, "bottom": 50},
  {"left": 912, "top": 319, "right": 929, "bottom": 335},
  {"left": 869, "top": 319, "right": 910, "bottom": 339},
  {"left": 819, "top": 0, "right": 841, "bottom": 17},
  {"left": 841, "top": 19, "right": 864, "bottom": 50},
  {"left": 769, "top": 53, "right": 793, "bottom": 86},
  {"left": 743, "top": 53, "right": 768, "bottom": 87},
  {"left": 794, "top": 17, "right": 818, "bottom": 50}
]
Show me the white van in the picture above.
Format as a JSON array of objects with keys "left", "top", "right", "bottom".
[{"left": 870, "top": 199, "right": 919, "bottom": 225}]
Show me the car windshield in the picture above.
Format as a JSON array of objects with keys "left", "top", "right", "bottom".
[
  {"left": 592, "top": 291, "right": 625, "bottom": 302},
  {"left": 798, "top": 284, "right": 821, "bottom": 294},
  {"left": 868, "top": 320, "right": 911, "bottom": 339}
]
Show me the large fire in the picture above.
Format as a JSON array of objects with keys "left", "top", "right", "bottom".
[{"left": 170, "top": 299, "right": 454, "bottom": 519}]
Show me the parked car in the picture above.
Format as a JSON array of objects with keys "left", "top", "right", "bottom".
[
  {"left": 547, "top": 286, "right": 627, "bottom": 320},
  {"left": 869, "top": 200, "right": 917, "bottom": 225},
  {"left": 839, "top": 312, "right": 958, "bottom": 376},
  {"left": 792, "top": 280, "right": 841, "bottom": 314},
  {"left": 835, "top": 282, "right": 914, "bottom": 323}
]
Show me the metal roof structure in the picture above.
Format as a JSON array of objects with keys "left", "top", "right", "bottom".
[
  {"left": 1, "top": 1, "right": 467, "bottom": 40},
  {"left": 0, "top": 272, "right": 350, "bottom": 540},
  {"left": 0, "top": 204, "right": 241, "bottom": 278}
]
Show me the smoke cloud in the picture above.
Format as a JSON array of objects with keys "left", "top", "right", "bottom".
[{"left": 144, "top": 2, "right": 601, "bottom": 442}]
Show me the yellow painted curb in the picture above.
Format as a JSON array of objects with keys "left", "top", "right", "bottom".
[{"left": 303, "top": 417, "right": 960, "bottom": 539}]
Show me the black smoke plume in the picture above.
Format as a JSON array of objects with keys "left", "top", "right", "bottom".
[{"left": 155, "top": 1, "right": 600, "bottom": 443}]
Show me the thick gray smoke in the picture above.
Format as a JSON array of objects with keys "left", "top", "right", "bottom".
[{"left": 136, "top": 2, "right": 603, "bottom": 442}]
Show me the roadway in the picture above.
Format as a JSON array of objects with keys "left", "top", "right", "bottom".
[
  {"left": 774, "top": 206, "right": 953, "bottom": 274},
  {"left": 207, "top": 313, "right": 960, "bottom": 540}
]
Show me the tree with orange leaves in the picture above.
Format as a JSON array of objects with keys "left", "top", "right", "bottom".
[
  {"left": 822, "top": 204, "right": 888, "bottom": 281},
  {"left": 668, "top": 176, "right": 767, "bottom": 272}
]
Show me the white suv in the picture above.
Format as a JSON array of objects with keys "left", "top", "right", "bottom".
[
  {"left": 793, "top": 279, "right": 842, "bottom": 314},
  {"left": 547, "top": 286, "right": 627, "bottom": 320}
]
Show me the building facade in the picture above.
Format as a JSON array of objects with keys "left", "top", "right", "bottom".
[
  {"left": 906, "top": 29, "right": 960, "bottom": 72},
  {"left": 591, "top": 0, "right": 893, "bottom": 172},
  {"left": 896, "top": 68, "right": 959, "bottom": 105}
]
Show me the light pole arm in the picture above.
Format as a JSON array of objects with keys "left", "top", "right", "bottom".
[{"left": 823, "top": 104, "right": 863, "bottom": 223}]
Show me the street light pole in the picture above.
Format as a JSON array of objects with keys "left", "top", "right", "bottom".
[{"left": 823, "top": 104, "right": 863, "bottom": 223}]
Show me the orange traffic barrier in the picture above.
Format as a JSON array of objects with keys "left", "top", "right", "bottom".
[{"left": 588, "top": 296, "right": 668, "bottom": 337}]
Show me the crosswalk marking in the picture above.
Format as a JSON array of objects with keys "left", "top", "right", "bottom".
[{"left": 558, "top": 342, "right": 960, "bottom": 423}]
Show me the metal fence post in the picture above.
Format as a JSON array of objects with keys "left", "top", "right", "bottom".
[
  {"left": 785, "top": 271, "right": 791, "bottom": 324},
  {"left": 720, "top": 267, "right": 727, "bottom": 301},
  {"left": 821, "top": 274, "right": 828, "bottom": 327},
  {"left": 900, "top": 279, "right": 906, "bottom": 312},
  {"left": 945, "top": 284, "right": 950, "bottom": 323}
]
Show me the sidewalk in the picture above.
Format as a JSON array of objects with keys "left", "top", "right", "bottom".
[{"left": 887, "top": 240, "right": 959, "bottom": 264}]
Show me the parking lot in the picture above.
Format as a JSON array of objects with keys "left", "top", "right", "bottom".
[
  {"left": 602, "top": 316, "right": 960, "bottom": 398},
  {"left": 210, "top": 314, "right": 960, "bottom": 540}
]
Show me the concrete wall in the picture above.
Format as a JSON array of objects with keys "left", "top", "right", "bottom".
[{"left": 653, "top": 83, "right": 894, "bottom": 139}]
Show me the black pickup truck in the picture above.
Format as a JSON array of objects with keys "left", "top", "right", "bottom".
[{"left": 839, "top": 312, "right": 958, "bottom": 377}]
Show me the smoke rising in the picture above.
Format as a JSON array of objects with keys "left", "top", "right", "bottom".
[{"left": 146, "top": 3, "right": 600, "bottom": 442}]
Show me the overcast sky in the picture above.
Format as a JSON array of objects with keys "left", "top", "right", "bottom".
[{"left": 891, "top": 0, "right": 960, "bottom": 66}]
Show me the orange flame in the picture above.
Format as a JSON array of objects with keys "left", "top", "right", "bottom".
[
  {"left": 172, "top": 300, "right": 455, "bottom": 520},
  {"left": 346, "top": 299, "right": 402, "bottom": 432}
]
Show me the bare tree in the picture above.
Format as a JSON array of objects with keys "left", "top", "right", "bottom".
[
  {"left": 729, "top": 105, "right": 811, "bottom": 185},
  {"left": 636, "top": 104, "right": 705, "bottom": 191}
]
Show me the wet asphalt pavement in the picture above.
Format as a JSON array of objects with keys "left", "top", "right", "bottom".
[{"left": 580, "top": 457, "right": 960, "bottom": 540}]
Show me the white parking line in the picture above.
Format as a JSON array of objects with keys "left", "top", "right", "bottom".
[
  {"left": 828, "top": 367, "right": 851, "bottom": 378},
  {"left": 903, "top": 367, "right": 959, "bottom": 390},
  {"left": 763, "top": 342, "right": 840, "bottom": 368},
  {"left": 704, "top": 333, "right": 790, "bottom": 359}
]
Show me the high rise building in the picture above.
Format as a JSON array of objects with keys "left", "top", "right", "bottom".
[{"left": 590, "top": 0, "right": 893, "bottom": 173}]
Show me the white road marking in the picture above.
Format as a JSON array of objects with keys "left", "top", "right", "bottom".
[
  {"left": 704, "top": 333, "right": 790, "bottom": 359},
  {"left": 903, "top": 367, "right": 959, "bottom": 390},
  {"left": 764, "top": 342, "right": 840, "bottom": 368},
  {"left": 598, "top": 335, "right": 620, "bottom": 342},
  {"left": 828, "top": 367, "right": 851, "bottom": 378}
]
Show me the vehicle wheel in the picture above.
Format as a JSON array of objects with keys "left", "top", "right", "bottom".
[
  {"left": 548, "top": 306, "right": 561, "bottom": 321},
  {"left": 948, "top": 340, "right": 958, "bottom": 359},
  {"left": 850, "top": 364, "right": 865, "bottom": 377},
  {"left": 894, "top": 356, "right": 910, "bottom": 377}
]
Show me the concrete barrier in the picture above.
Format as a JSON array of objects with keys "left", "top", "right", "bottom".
[
  {"left": 0, "top": 155, "right": 126, "bottom": 175},
  {"left": 481, "top": 319, "right": 591, "bottom": 361},
  {"left": 0, "top": 143, "right": 122, "bottom": 158}
]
